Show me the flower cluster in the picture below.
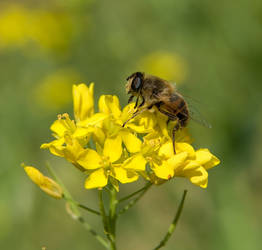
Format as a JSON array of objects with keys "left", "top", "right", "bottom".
[
  {"left": 0, "top": 4, "right": 73, "bottom": 53},
  {"left": 25, "top": 83, "right": 219, "bottom": 192}
]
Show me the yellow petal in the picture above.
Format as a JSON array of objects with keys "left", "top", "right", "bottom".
[
  {"left": 124, "top": 110, "right": 155, "bottom": 133},
  {"left": 152, "top": 162, "right": 175, "bottom": 180},
  {"left": 77, "top": 149, "right": 102, "bottom": 169},
  {"left": 159, "top": 141, "right": 173, "bottom": 158},
  {"left": 185, "top": 166, "right": 208, "bottom": 188},
  {"left": 120, "top": 131, "right": 142, "bottom": 153},
  {"left": 123, "top": 154, "right": 147, "bottom": 171},
  {"left": 92, "top": 127, "right": 106, "bottom": 146},
  {"left": 111, "top": 166, "right": 139, "bottom": 184},
  {"left": 98, "top": 95, "right": 121, "bottom": 119},
  {"left": 103, "top": 135, "right": 122, "bottom": 162},
  {"left": 167, "top": 152, "right": 189, "bottom": 171},
  {"left": 48, "top": 145, "right": 65, "bottom": 157},
  {"left": 77, "top": 113, "right": 108, "bottom": 127},
  {"left": 73, "top": 127, "right": 93, "bottom": 138},
  {"left": 85, "top": 168, "right": 108, "bottom": 189},
  {"left": 73, "top": 83, "right": 94, "bottom": 122},
  {"left": 153, "top": 152, "right": 188, "bottom": 179},
  {"left": 51, "top": 113, "right": 76, "bottom": 137},
  {"left": 155, "top": 110, "right": 169, "bottom": 137},
  {"left": 24, "top": 166, "right": 63, "bottom": 199},
  {"left": 183, "top": 161, "right": 200, "bottom": 171},
  {"left": 176, "top": 142, "right": 195, "bottom": 159},
  {"left": 40, "top": 138, "right": 65, "bottom": 157},
  {"left": 196, "top": 149, "right": 220, "bottom": 170}
]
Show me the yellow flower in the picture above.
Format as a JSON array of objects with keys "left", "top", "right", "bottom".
[
  {"left": 0, "top": 5, "right": 74, "bottom": 53},
  {"left": 73, "top": 83, "right": 108, "bottom": 127},
  {"left": 77, "top": 135, "right": 146, "bottom": 189},
  {"left": 23, "top": 165, "right": 63, "bottom": 199},
  {"left": 137, "top": 51, "right": 187, "bottom": 83},
  {"left": 34, "top": 69, "right": 81, "bottom": 110},
  {"left": 150, "top": 142, "right": 220, "bottom": 188},
  {"left": 41, "top": 83, "right": 106, "bottom": 163},
  {"left": 73, "top": 83, "right": 94, "bottom": 122}
]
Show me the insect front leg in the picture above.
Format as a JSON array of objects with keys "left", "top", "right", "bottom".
[
  {"left": 122, "top": 102, "right": 158, "bottom": 127},
  {"left": 138, "top": 96, "right": 145, "bottom": 108},
  {"left": 134, "top": 96, "right": 140, "bottom": 109},
  {"left": 128, "top": 95, "right": 134, "bottom": 103},
  {"left": 122, "top": 108, "right": 145, "bottom": 127}
]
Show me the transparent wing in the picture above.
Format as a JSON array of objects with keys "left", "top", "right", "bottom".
[
  {"left": 187, "top": 104, "right": 212, "bottom": 128},
  {"left": 180, "top": 93, "right": 212, "bottom": 129}
]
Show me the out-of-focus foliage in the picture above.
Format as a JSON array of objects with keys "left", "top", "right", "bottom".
[{"left": 0, "top": 0, "right": 261, "bottom": 250}]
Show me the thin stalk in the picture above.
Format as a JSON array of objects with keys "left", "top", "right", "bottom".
[
  {"left": 108, "top": 187, "right": 117, "bottom": 243},
  {"left": 99, "top": 190, "right": 114, "bottom": 248},
  {"left": 118, "top": 182, "right": 152, "bottom": 203},
  {"left": 78, "top": 216, "right": 109, "bottom": 249},
  {"left": 153, "top": 190, "right": 188, "bottom": 250},
  {"left": 118, "top": 183, "right": 152, "bottom": 215},
  {"left": 45, "top": 163, "right": 108, "bottom": 249},
  {"left": 77, "top": 203, "right": 101, "bottom": 215},
  {"left": 62, "top": 195, "right": 100, "bottom": 216}
]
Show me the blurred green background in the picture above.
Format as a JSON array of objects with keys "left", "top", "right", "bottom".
[{"left": 1, "top": 0, "right": 261, "bottom": 249}]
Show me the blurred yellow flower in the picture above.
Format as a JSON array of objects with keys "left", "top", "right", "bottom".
[
  {"left": 137, "top": 51, "right": 187, "bottom": 83},
  {"left": 0, "top": 5, "right": 31, "bottom": 47},
  {"left": 39, "top": 82, "right": 219, "bottom": 190},
  {"left": 23, "top": 165, "right": 63, "bottom": 199},
  {"left": 35, "top": 69, "right": 81, "bottom": 110},
  {"left": 0, "top": 4, "right": 74, "bottom": 53}
]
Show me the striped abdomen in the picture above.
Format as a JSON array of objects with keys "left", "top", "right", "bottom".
[{"left": 160, "top": 93, "right": 189, "bottom": 128}]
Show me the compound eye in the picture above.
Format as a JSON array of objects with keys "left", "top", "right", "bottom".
[{"left": 131, "top": 76, "right": 142, "bottom": 91}]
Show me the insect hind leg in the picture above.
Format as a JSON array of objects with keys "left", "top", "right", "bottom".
[
  {"left": 156, "top": 106, "right": 180, "bottom": 154},
  {"left": 172, "top": 123, "right": 180, "bottom": 154}
]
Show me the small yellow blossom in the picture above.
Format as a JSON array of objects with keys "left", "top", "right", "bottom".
[
  {"left": 35, "top": 69, "right": 81, "bottom": 110},
  {"left": 23, "top": 165, "right": 63, "bottom": 199},
  {"left": 77, "top": 135, "right": 145, "bottom": 189},
  {"left": 0, "top": 5, "right": 73, "bottom": 53},
  {"left": 137, "top": 51, "right": 187, "bottom": 83}
]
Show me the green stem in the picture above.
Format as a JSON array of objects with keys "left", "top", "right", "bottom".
[
  {"left": 77, "top": 203, "right": 101, "bottom": 215},
  {"left": 77, "top": 216, "right": 109, "bottom": 249},
  {"left": 45, "top": 163, "right": 108, "bottom": 249},
  {"left": 153, "top": 190, "right": 188, "bottom": 250},
  {"left": 118, "top": 183, "right": 152, "bottom": 215},
  {"left": 108, "top": 187, "right": 117, "bottom": 248},
  {"left": 118, "top": 182, "right": 152, "bottom": 203},
  {"left": 99, "top": 190, "right": 115, "bottom": 249},
  {"left": 61, "top": 194, "right": 100, "bottom": 216}
]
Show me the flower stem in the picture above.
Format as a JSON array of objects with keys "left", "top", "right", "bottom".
[
  {"left": 118, "top": 182, "right": 152, "bottom": 203},
  {"left": 153, "top": 190, "right": 188, "bottom": 250},
  {"left": 108, "top": 187, "right": 117, "bottom": 249},
  {"left": 99, "top": 190, "right": 116, "bottom": 249},
  {"left": 77, "top": 216, "right": 109, "bottom": 249},
  {"left": 118, "top": 182, "right": 152, "bottom": 215},
  {"left": 45, "top": 163, "right": 108, "bottom": 248},
  {"left": 75, "top": 201, "right": 100, "bottom": 215}
]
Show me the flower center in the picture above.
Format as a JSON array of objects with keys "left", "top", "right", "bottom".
[{"left": 99, "top": 156, "right": 110, "bottom": 167}]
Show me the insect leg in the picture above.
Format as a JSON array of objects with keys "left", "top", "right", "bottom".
[
  {"left": 157, "top": 106, "right": 179, "bottom": 154},
  {"left": 134, "top": 96, "right": 140, "bottom": 109},
  {"left": 122, "top": 108, "right": 145, "bottom": 127},
  {"left": 122, "top": 102, "right": 158, "bottom": 127},
  {"left": 138, "top": 96, "right": 145, "bottom": 108},
  {"left": 172, "top": 123, "right": 180, "bottom": 154},
  {"left": 128, "top": 95, "right": 134, "bottom": 103}
]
